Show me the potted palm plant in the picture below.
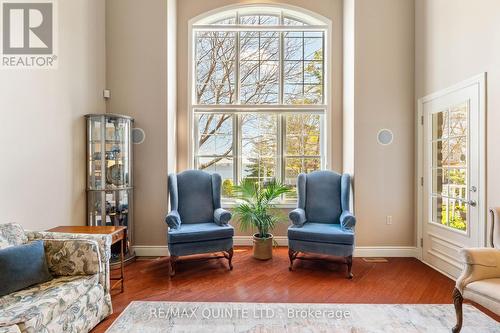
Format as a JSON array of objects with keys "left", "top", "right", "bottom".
[{"left": 233, "top": 179, "right": 291, "bottom": 260}]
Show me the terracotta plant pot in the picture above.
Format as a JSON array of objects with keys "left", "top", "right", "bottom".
[{"left": 253, "top": 233, "right": 273, "bottom": 260}]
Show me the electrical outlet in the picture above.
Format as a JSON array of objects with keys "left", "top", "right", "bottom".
[
  {"left": 103, "top": 89, "right": 111, "bottom": 99},
  {"left": 386, "top": 216, "right": 393, "bottom": 225}
]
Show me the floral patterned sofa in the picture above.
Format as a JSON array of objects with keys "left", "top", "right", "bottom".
[{"left": 0, "top": 223, "right": 113, "bottom": 333}]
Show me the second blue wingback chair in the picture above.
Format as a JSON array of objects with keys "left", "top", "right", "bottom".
[
  {"left": 166, "top": 170, "right": 234, "bottom": 276},
  {"left": 288, "top": 170, "right": 356, "bottom": 278}
]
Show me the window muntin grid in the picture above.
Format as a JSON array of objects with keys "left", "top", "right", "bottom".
[{"left": 192, "top": 9, "right": 328, "bottom": 201}]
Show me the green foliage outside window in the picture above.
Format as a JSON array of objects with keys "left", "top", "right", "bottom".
[{"left": 222, "top": 179, "right": 234, "bottom": 197}]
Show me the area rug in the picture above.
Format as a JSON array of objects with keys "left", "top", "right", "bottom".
[{"left": 106, "top": 301, "right": 499, "bottom": 333}]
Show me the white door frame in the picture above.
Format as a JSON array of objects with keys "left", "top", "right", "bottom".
[{"left": 417, "top": 73, "right": 487, "bottom": 272}]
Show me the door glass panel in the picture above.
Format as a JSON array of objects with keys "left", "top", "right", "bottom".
[
  {"left": 448, "top": 137, "right": 467, "bottom": 167},
  {"left": 448, "top": 169, "right": 467, "bottom": 200},
  {"left": 432, "top": 141, "right": 448, "bottom": 168},
  {"left": 448, "top": 199, "right": 467, "bottom": 231},
  {"left": 432, "top": 196, "right": 448, "bottom": 226},
  {"left": 450, "top": 103, "right": 468, "bottom": 136},
  {"left": 430, "top": 102, "right": 469, "bottom": 232},
  {"left": 432, "top": 168, "right": 447, "bottom": 196},
  {"left": 432, "top": 110, "right": 449, "bottom": 140}
]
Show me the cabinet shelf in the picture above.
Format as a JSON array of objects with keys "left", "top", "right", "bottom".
[
  {"left": 89, "top": 139, "right": 127, "bottom": 144},
  {"left": 89, "top": 158, "right": 129, "bottom": 162},
  {"left": 87, "top": 186, "right": 134, "bottom": 192}
]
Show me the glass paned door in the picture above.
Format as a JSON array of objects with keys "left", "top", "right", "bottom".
[
  {"left": 420, "top": 77, "right": 485, "bottom": 279},
  {"left": 430, "top": 104, "right": 468, "bottom": 232}
]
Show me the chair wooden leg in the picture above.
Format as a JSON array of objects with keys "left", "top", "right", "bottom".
[
  {"left": 169, "top": 255, "right": 178, "bottom": 277},
  {"left": 227, "top": 248, "right": 234, "bottom": 270},
  {"left": 346, "top": 255, "right": 353, "bottom": 279},
  {"left": 288, "top": 249, "right": 298, "bottom": 271},
  {"left": 452, "top": 287, "right": 463, "bottom": 333}
]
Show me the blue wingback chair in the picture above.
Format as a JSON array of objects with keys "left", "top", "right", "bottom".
[
  {"left": 288, "top": 170, "right": 356, "bottom": 278},
  {"left": 166, "top": 170, "right": 234, "bottom": 276}
]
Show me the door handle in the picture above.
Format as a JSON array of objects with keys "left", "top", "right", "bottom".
[{"left": 468, "top": 200, "right": 477, "bottom": 207}]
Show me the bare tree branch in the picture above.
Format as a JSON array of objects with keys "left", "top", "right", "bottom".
[{"left": 199, "top": 147, "right": 233, "bottom": 170}]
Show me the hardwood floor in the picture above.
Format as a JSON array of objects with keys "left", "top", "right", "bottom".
[{"left": 92, "top": 247, "right": 498, "bottom": 332}]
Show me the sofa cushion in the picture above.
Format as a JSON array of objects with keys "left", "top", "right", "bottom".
[
  {"left": 43, "top": 239, "right": 101, "bottom": 276},
  {"left": 0, "top": 274, "right": 99, "bottom": 329},
  {"left": 288, "top": 223, "right": 354, "bottom": 245},
  {"left": 0, "top": 223, "right": 27, "bottom": 250},
  {"left": 43, "top": 283, "right": 107, "bottom": 333},
  {"left": 0, "top": 241, "right": 53, "bottom": 297},
  {"left": 464, "top": 278, "right": 500, "bottom": 316},
  {"left": 168, "top": 223, "right": 234, "bottom": 244}
]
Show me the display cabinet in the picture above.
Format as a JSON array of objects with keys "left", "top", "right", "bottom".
[{"left": 86, "top": 114, "right": 135, "bottom": 265}]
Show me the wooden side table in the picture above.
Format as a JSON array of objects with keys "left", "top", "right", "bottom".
[{"left": 47, "top": 226, "right": 126, "bottom": 293}]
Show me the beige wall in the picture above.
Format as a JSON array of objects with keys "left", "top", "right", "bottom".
[
  {"left": 415, "top": 0, "right": 500, "bottom": 243},
  {"left": 352, "top": 0, "right": 415, "bottom": 246},
  {"left": 105, "top": 0, "right": 169, "bottom": 246},
  {"left": 0, "top": 0, "right": 106, "bottom": 231}
]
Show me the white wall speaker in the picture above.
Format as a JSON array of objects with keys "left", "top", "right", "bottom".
[
  {"left": 132, "top": 128, "right": 146, "bottom": 144},
  {"left": 377, "top": 129, "right": 394, "bottom": 146}
]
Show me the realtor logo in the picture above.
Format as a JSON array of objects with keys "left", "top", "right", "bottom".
[{"left": 1, "top": 0, "right": 57, "bottom": 68}]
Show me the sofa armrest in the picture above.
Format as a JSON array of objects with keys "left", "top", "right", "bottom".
[
  {"left": 340, "top": 211, "right": 356, "bottom": 230},
  {"left": 289, "top": 208, "right": 307, "bottom": 227},
  {"left": 26, "top": 231, "right": 112, "bottom": 295},
  {"left": 43, "top": 239, "right": 101, "bottom": 276},
  {"left": 166, "top": 210, "right": 181, "bottom": 229},
  {"left": 456, "top": 247, "right": 500, "bottom": 293},
  {"left": 214, "top": 208, "right": 231, "bottom": 225}
]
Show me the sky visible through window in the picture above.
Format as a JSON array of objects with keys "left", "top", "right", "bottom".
[{"left": 193, "top": 12, "right": 326, "bottom": 200}]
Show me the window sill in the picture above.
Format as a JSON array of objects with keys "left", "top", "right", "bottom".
[{"left": 222, "top": 201, "right": 297, "bottom": 209}]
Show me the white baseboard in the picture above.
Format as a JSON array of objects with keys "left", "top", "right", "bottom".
[
  {"left": 133, "top": 245, "right": 169, "bottom": 257},
  {"left": 233, "top": 235, "right": 288, "bottom": 246},
  {"left": 133, "top": 238, "right": 418, "bottom": 258},
  {"left": 353, "top": 246, "right": 419, "bottom": 258}
]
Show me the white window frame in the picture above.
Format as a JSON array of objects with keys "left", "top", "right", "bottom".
[{"left": 187, "top": 4, "right": 333, "bottom": 207}]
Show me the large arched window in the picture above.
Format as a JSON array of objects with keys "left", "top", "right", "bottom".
[{"left": 190, "top": 5, "right": 330, "bottom": 202}]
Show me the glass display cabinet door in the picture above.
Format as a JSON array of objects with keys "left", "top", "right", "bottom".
[
  {"left": 86, "top": 114, "right": 135, "bottom": 265},
  {"left": 87, "top": 190, "right": 132, "bottom": 227},
  {"left": 88, "top": 116, "right": 104, "bottom": 190}
]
